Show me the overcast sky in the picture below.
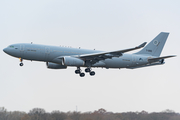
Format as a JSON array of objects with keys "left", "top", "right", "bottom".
[{"left": 0, "top": 0, "right": 180, "bottom": 113}]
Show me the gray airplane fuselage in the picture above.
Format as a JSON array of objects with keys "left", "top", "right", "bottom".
[
  {"left": 3, "top": 43, "right": 149, "bottom": 68},
  {"left": 3, "top": 32, "right": 176, "bottom": 77}
]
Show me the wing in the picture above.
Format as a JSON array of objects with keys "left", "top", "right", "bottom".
[{"left": 75, "top": 42, "right": 147, "bottom": 64}]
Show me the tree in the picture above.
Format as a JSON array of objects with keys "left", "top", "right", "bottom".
[
  {"left": 7, "top": 111, "right": 27, "bottom": 120},
  {"left": 97, "top": 108, "right": 107, "bottom": 114},
  {"left": 0, "top": 107, "right": 7, "bottom": 120},
  {"left": 51, "top": 110, "right": 67, "bottom": 120},
  {"left": 28, "top": 108, "right": 47, "bottom": 120}
]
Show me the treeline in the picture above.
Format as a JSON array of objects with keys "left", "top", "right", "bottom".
[{"left": 0, "top": 107, "right": 180, "bottom": 120}]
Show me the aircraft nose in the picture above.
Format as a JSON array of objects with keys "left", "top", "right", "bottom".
[{"left": 3, "top": 48, "right": 8, "bottom": 53}]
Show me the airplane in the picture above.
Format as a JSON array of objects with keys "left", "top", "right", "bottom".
[{"left": 3, "top": 32, "right": 176, "bottom": 77}]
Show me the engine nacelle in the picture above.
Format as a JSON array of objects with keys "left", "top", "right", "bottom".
[
  {"left": 62, "top": 56, "right": 84, "bottom": 66},
  {"left": 46, "top": 62, "right": 67, "bottom": 69}
]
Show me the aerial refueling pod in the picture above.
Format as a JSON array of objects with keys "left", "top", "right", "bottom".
[
  {"left": 46, "top": 62, "right": 67, "bottom": 69},
  {"left": 62, "top": 56, "right": 84, "bottom": 66}
]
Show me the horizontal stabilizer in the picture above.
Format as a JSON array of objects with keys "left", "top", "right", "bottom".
[
  {"left": 127, "top": 62, "right": 164, "bottom": 69},
  {"left": 148, "top": 55, "right": 176, "bottom": 62}
]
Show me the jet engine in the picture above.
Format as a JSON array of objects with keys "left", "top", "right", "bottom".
[
  {"left": 62, "top": 56, "right": 84, "bottom": 66},
  {"left": 46, "top": 62, "right": 67, "bottom": 69}
]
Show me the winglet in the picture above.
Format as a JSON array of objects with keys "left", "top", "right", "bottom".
[{"left": 136, "top": 42, "right": 147, "bottom": 48}]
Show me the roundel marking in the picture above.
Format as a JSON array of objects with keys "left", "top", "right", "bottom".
[{"left": 153, "top": 40, "right": 158, "bottom": 45}]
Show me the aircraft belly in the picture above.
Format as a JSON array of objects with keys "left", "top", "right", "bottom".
[{"left": 92, "top": 61, "right": 106, "bottom": 67}]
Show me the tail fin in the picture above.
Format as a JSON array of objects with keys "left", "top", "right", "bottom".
[{"left": 136, "top": 32, "right": 169, "bottom": 56}]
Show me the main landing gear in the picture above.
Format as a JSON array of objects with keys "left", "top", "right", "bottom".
[
  {"left": 19, "top": 58, "right": 24, "bottom": 66},
  {"left": 85, "top": 68, "right": 95, "bottom": 76},
  {"left": 75, "top": 67, "right": 95, "bottom": 77},
  {"left": 75, "top": 67, "right": 85, "bottom": 77}
]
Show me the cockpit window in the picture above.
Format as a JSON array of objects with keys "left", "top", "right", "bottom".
[{"left": 9, "top": 45, "right": 14, "bottom": 48}]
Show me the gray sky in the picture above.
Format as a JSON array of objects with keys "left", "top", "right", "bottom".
[{"left": 0, "top": 0, "right": 180, "bottom": 113}]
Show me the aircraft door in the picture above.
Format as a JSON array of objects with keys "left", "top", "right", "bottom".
[
  {"left": 132, "top": 55, "right": 136, "bottom": 66},
  {"left": 20, "top": 45, "right": 25, "bottom": 58},
  {"left": 45, "top": 47, "right": 50, "bottom": 61}
]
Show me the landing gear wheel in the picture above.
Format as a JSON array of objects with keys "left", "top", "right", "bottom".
[
  {"left": 75, "top": 70, "right": 81, "bottom": 74},
  {"left": 20, "top": 63, "right": 24, "bottom": 66},
  {"left": 85, "top": 68, "right": 91, "bottom": 73},
  {"left": 90, "top": 71, "right": 95, "bottom": 76},
  {"left": 80, "top": 73, "right": 85, "bottom": 77},
  {"left": 19, "top": 58, "right": 23, "bottom": 66}
]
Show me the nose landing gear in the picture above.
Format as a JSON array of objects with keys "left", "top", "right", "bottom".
[
  {"left": 19, "top": 58, "right": 24, "bottom": 66},
  {"left": 20, "top": 63, "right": 24, "bottom": 66}
]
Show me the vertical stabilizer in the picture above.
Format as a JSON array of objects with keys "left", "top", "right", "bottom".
[{"left": 136, "top": 32, "right": 169, "bottom": 56}]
